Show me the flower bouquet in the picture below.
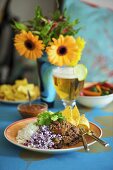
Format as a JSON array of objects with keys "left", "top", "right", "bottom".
[{"left": 13, "top": 6, "right": 86, "bottom": 107}]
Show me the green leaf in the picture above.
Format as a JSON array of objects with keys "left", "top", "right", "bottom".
[
  {"left": 52, "top": 10, "right": 61, "bottom": 20},
  {"left": 31, "top": 30, "right": 40, "bottom": 35},
  {"left": 51, "top": 115, "right": 58, "bottom": 121},
  {"left": 38, "top": 118, "right": 45, "bottom": 125},
  {"left": 35, "top": 6, "right": 43, "bottom": 20},
  {"left": 14, "top": 21, "right": 28, "bottom": 31},
  {"left": 71, "top": 19, "right": 80, "bottom": 26},
  {"left": 45, "top": 119, "right": 51, "bottom": 125},
  {"left": 40, "top": 22, "right": 53, "bottom": 36}
]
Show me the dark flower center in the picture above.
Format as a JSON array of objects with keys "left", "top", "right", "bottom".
[
  {"left": 24, "top": 40, "right": 35, "bottom": 50},
  {"left": 57, "top": 46, "right": 67, "bottom": 56}
]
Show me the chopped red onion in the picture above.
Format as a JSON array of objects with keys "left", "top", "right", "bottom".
[{"left": 24, "top": 125, "right": 62, "bottom": 149}]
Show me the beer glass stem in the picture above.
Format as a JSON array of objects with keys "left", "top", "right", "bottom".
[{"left": 62, "top": 99, "right": 76, "bottom": 108}]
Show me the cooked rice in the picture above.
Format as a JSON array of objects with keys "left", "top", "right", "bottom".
[{"left": 16, "top": 122, "right": 38, "bottom": 144}]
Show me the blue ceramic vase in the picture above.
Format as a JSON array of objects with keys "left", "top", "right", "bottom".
[{"left": 37, "top": 53, "right": 56, "bottom": 108}]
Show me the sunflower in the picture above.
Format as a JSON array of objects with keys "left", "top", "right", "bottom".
[
  {"left": 14, "top": 31, "right": 45, "bottom": 60},
  {"left": 46, "top": 35, "right": 85, "bottom": 66},
  {"left": 69, "top": 37, "right": 85, "bottom": 66},
  {"left": 76, "top": 37, "right": 85, "bottom": 50}
]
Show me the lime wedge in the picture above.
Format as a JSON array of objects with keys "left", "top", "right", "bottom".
[{"left": 74, "top": 64, "right": 88, "bottom": 81}]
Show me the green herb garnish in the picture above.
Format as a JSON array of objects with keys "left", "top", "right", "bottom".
[{"left": 36, "top": 111, "right": 65, "bottom": 126}]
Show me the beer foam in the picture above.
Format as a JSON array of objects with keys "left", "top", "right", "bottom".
[{"left": 53, "top": 67, "right": 77, "bottom": 79}]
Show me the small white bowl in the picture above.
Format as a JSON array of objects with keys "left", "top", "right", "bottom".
[
  {"left": 77, "top": 93, "right": 113, "bottom": 108},
  {"left": 77, "top": 82, "right": 113, "bottom": 108}
]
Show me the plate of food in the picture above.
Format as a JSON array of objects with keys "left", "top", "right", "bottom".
[
  {"left": 0, "top": 79, "right": 40, "bottom": 104},
  {"left": 4, "top": 107, "right": 104, "bottom": 153}
]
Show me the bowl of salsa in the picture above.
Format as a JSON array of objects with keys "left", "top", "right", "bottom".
[{"left": 17, "top": 102, "right": 48, "bottom": 118}]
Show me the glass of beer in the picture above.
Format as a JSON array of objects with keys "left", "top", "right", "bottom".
[{"left": 53, "top": 66, "right": 84, "bottom": 108}]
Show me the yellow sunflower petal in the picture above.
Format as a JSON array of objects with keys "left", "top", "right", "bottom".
[{"left": 76, "top": 37, "right": 86, "bottom": 51}]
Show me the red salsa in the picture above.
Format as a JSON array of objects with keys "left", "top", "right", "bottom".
[{"left": 18, "top": 103, "right": 48, "bottom": 118}]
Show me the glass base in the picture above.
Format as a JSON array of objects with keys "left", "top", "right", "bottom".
[{"left": 62, "top": 99, "right": 76, "bottom": 108}]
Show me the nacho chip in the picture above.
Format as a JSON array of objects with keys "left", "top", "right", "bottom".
[
  {"left": 62, "top": 106, "right": 80, "bottom": 126},
  {"left": 78, "top": 114, "right": 90, "bottom": 130},
  {"left": 72, "top": 106, "right": 80, "bottom": 125},
  {"left": 17, "top": 84, "right": 35, "bottom": 96},
  {"left": 15, "top": 79, "right": 28, "bottom": 86}
]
